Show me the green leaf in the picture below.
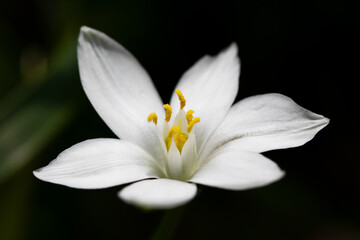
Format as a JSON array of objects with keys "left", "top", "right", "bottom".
[{"left": 0, "top": 99, "right": 77, "bottom": 183}]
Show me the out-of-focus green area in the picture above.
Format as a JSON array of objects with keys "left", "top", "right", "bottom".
[
  {"left": 0, "top": 2, "right": 82, "bottom": 239},
  {"left": 0, "top": 1, "right": 79, "bottom": 183},
  {"left": 1, "top": 0, "right": 360, "bottom": 239}
]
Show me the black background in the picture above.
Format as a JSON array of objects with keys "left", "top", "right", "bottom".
[{"left": 1, "top": 0, "right": 359, "bottom": 239}]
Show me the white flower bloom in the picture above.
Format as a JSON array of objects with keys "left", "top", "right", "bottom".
[{"left": 34, "top": 26, "right": 329, "bottom": 209}]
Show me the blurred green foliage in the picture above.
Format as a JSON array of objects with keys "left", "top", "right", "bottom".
[
  {"left": 0, "top": 1, "right": 82, "bottom": 239},
  {"left": 0, "top": 3, "right": 79, "bottom": 184}
]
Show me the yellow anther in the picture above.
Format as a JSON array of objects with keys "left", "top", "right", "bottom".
[
  {"left": 164, "top": 125, "right": 189, "bottom": 152},
  {"left": 165, "top": 126, "right": 181, "bottom": 151},
  {"left": 186, "top": 110, "right": 194, "bottom": 124},
  {"left": 168, "top": 125, "right": 181, "bottom": 137},
  {"left": 187, "top": 117, "right": 200, "bottom": 133},
  {"left": 175, "top": 89, "right": 186, "bottom": 109},
  {"left": 147, "top": 113, "right": 157, "bottom": 125},
  {"left": 174, "top": 133, "right": 188, "bottom": 153},
  {"left": 164, "top": 138, "right": 171, "bottom": 152},
  {"left": 163, "top": 104, "right": 172, "bottom": 122}
]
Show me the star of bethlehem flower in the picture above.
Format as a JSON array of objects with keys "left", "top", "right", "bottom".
[{"left": 33, "top": 26, "right": 329, "bottom": 209}]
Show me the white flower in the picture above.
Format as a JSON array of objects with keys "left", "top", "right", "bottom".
[{"left": 33, "top": 26, "right": 329, "bottom": 209}]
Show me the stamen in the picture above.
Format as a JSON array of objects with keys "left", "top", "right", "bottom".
[
  {"left": 168, "top": 125, "right": 181, "bottom": 137},
  {"left": 175, "top": 89, "right": 186, "bottom": 109},
  {"left": 187, "top": 117, "right": 200, "bottom": 133},
  {"left": 186, "top": 110, "right": 194, "bottom": 124},
  {"left": 147, "top": 113, "right": 158, "bottom": 125},
  {"left": 163, "top": 104, "right": 172, "bottom": 122},
  {"left": 165, "top": 126, "right": 181, "bottom": 151},
  {"left": 174, "top": 133, "right": 188, "bottom": 153}
]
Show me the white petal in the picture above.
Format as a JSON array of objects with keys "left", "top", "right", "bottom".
[
  {"left": 154, "top": 127, "right": 168, "bottom": 160},
  {"left": 77, "top": 26, "right": 165, "bottom": 161},
  {"left": 167, "top": 140, "right": 182, "bottom": 179},
  {"left": 181, "top": 131, "right": 197, "bottom": 180},
  {"left": 118, "top": 179, "right": 197, "bottom": 209},
  {"left": 190, "top": 142, "right": 284, "bottom": 190},
  {"left": 200, "top": 93, "right": 329, "bottom": 163},
  {"left": 162, "top": 121, "right": 170, "bottom": 140},
  {"left": 169, "top": 43, "right": 240, "bottom": 151},
  {"left": 33, "top": 139, "right": 163, "bottom": 189}
]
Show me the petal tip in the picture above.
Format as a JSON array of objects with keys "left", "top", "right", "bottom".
[
  {"left": 259, "top": 169, "right": 285, "bottom": 188},
  {"left": 78, "top": 26, "right": 102, "bottom": 41},
  {"left": 222, "top": 42, "right": 240, "bottom": 69},
  {"left": 222, "top": 42, "right": 238, "bottom": 57},
  {"left": 33, "top": 166, "right": 46, "bottom": 176},
  {"left": 324, "top": 117, "right": 330, "bottom": 125},
  {"left": 229, "top": 42, "right": 238, "bottom": 53},
  {"left": 33, "top": 168, "right": 46, "bottom": 181},
  {"left": 32, "top": 169, "right": 39, "bottom": 178},
  {"left": 80, "top": 26, "right": 95, "bottom": 35},
  {"left": 277, "top": 170, "right": 286, "bottom": 181},
  {"left": 316, "top": 115, "right": 330, "bottom": 131}
]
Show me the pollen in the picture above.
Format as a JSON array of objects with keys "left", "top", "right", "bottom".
[
  {"left": 147, "top": 113, "right": 158, "bottom": 125},
  {"left": 187, "top": 117, "right": 200, "bottom": 133},
  {"left": 174, "top": 132, "right": 188, "bottom": 153},
  {"left": 186, "top": 110, "right": 194, "bottom": 124},
  {"left": 175, "top": 89, "right": 186, "bottom": 109},
  {"left": 164, "top": 125, "right": 189, "bottom": 153},
  {"left": 168, "top": 125, "right": 181, "bottom": 137},
  {"left": 163, "top": 104, "right": 172, "bottom": 122},
  {"left": 165, "top": 125, "right": 181, "bottom": 151}
]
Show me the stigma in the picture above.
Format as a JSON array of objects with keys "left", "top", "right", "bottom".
[{"left": 147, "top": 89, "right": 200, "bottom": 153}]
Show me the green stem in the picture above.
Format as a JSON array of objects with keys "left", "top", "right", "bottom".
[{"left": 150, "top": 206, "right": 186, "bottom": 240}]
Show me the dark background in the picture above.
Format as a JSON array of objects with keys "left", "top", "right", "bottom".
[{"left": 1, "top": 0, "right": 359, "bottom": 239}]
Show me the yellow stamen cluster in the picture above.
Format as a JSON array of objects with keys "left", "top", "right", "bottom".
[
  {"left": 163, "top": 104, "right": 172, "bottom": 122},
  {"left": 147, "top": 89, "right": 200, "bottom": 153},
  {"left": 147, "top": 113, "right": 157, "bottom": 125}
]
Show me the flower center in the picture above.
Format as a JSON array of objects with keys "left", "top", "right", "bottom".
[{"left": 147, "top": 89, "right": 200, "bottom": 153}]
